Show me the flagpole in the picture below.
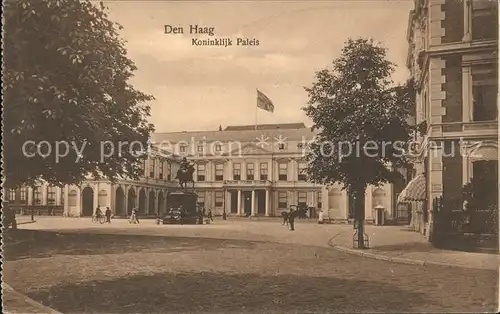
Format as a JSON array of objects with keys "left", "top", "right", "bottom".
[
  {"left": 255, "top": 104, "right": 258, "bottom": 130},
  {"left": 255, "top": 89, "right": 258, "bottom": 130}
]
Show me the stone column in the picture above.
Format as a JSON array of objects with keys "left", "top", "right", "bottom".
[
  {"left": 145, "top": 189, "right": 150, "bottom": 215},
  {"left": 237, "top": 189, "right": 242, "bottom": 216},
  {"left": 251, "top": 190, "right": 256, "bottom": 216},
  {"left": 462, "top": 66, "right": 471, "bottom": 122},
  {"left": 64, "top": 185, "right": 69, "bottom": 216},
  {"left": 241, "top": 160, "right": 247, "bottom": 180},
  {"left": 265, "top": 189, "right": 270, "bottom": 216},
  {"left": 27, "top": 187, "right": 33, "bottom": 205},
  {"left": 123, "top": 186, "right": 129, "bottom": 216},
  {"left": 462, "top": 0, "right": 472, "bottom": 42},
  {"left": 41, "top": 184, "right": 47, "bottom": 205},
  {"left": 76, "top": 187, "right": 82, "bottom": 217},
  {"left": 55, "top": 187, "right": 61, "bottom": 206},
  {"left": 154, "top": 190, "right": 159, "bottom": 215},
  {"left": 93, "top": 183, "right": 99, "bottom": 210}
]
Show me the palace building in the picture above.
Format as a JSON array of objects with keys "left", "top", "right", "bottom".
[
  {"left": 7, "top": 123, "right": 398, "bottom": 221},
  {"left": 151, "top": 122, "right": 397, "bottom": 221},
  {"left": 404, "top": 0, "right": 498, "bottom": 237}
]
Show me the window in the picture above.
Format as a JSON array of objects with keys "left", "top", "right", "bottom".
[
  {"left": 278, "top": 191, "right": 287, "bottom": 208},
  {"left": 298, "top": 162, "right": 307, "bottom": 181},
  {"left": 197, "top": 164, "right": 206, "bottom": 181},
  {"left": 279, "top": 162, "right": 288, "bottom": 181},
  {"left": 140, "top": 159, "right": 146, "bottom": 176},
  {"left": 215, "top": 191, "right": 224, "bottom": 207},
  {"left": 149, "top": 159, "right": 155, "bottom": 178},
  {"left": 197, "top": 192, "right": 205, "bottom": 208},
  {"left": 167, "top": 162, "right": 172, "bottom": 180},
  {"left": 471, "top": 0, "right": 498, "bottom": 41},
  {"left": 33, "top": 187, "right": 41, "bottom": 204},
  {"left": 278, "top": 143, "right": 286, "bottom": 150},
  {"left": 317, "top": 191, "right": 322, "bottom": 209},
  {"left": 60, "top": 190, "right": 64, "bottom": 205},
  {"left": 179, "top": 145, "right": 187, "bottom": 153},
  {"left": 298, "top": 192, "right": 307, "bottom": 207},
  {"left": 260, "top": 163, "right": 268, "bottom": 180},
  {"left": 159, "top": 161, "right": 164, "bottom": 180},
  {"left": 215, "top": 144, "right": 222, "bottom": 152},
  {"left": 246, "top": 163, "right": 254, "bottom": 180},
  {"left": 9, "top": 189, "right": 16, "bottom": 202},
  {"left": 297, "top": 143, "right": 304, "bottom": 149},
  {"left": 233, "top": 163, "right": 241, "bottom": 180},
  {"left": 47, "top": 186, "right": 56, "bottom": 205},
  {"left": 422, "top": 90, "right": 428, "bottom": 121},
  {"left": 197, "top": 144, "right": 204, "bottom": 153},
  {"left": 215, "top": 163, "right": 224, "bottom": 181},
  {"left": 20, "top": 188, "right": 27, "bottom": 204},
  {"left": 472, "top": 64, "right": 497, "bottom": 121}
]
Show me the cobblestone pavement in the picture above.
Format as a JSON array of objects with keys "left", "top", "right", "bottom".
[
  {"left": 20, "top": 217, "right": 500, "bottom": 270},
  {"left": 4, "top": 218, "right": 498, "bottom": 313}
]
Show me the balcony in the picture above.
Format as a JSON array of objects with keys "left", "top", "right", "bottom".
[{"left": 223, "top": 180, "right": 272, "bottom": 187}]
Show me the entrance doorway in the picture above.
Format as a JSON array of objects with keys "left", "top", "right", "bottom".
[
  {"left": 257, "top": 190, "right": 266, "bottom": 214},
  {"left": 115, "top": 187, "right": 125, "bottom": 216},
  {"left": 243, "top": 191, "right": 252, "bottom": 215},
  {"left": 230, "top": 191, "right": 238, "bottom": 213},
  {"left": 82, "top": 187, "right": 94, "bottom": 216}
]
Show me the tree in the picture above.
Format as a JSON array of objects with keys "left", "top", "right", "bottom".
[
  {"left": 4, "top": 0, "right": 155, "bottom": 189},
  {"left": 303, "top": 38, "right": 416, "bottom": 248}
]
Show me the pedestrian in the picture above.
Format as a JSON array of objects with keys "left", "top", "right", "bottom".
[
  {"left": 207, "top": 209, "right": 213, "bottom": 222},
  {"left": 135, "top": 208, "right": 140, "bottom": 224},
  {"left": 288, "top": 208, "right": 295, "bottom": 231},
  {"left": 318, "top": 209, "right": 324, "bottom": 224},
  {"left": 95, "top": 206, "right": 102, "bottom": 219},
  {"left": 281, "top": 211, "right": 289, "bottom": 226},
  {"left": 105, "top": 207, "right": 112, "bottom": 223}
]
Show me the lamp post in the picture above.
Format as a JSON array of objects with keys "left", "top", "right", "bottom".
[{"left": 222, "top": 188, "right": 227, "bottom": 220}]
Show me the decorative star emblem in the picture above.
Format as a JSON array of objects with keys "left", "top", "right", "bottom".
[
  {"left": 255, "top": 134, "right": 270, "bottom": 148},
  {"left": 274, "top": 135, "right": 288, "bottom": 147}
]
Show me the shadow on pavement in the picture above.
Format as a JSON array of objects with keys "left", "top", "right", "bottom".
[
  {"left": 3, "top": 230, "right": 258, "bottom": 261},
  {"left": 27, "top": 271, "right": 430, "bottom": 313}
]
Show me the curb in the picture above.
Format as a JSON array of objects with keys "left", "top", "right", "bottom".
[
  {"left": 17, "top": 220, "right": 37, "bottom": 225},
  {"left": 327, "top": 242, "right": 498, "bottom": 270},
  {"left": 3, "top": 284, "right": 62, "bottom": 314}
]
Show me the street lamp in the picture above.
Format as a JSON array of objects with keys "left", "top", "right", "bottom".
[{"left": 222, "top": 188, "right": 227, "bottom": 220}]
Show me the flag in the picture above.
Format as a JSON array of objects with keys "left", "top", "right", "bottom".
[{"left": 257, "top": 89, "right": 274, "bottom": 112}]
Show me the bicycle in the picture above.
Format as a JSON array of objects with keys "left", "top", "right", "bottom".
[{"left": 92, "top": 215, "right": 105, "bottom": 224}]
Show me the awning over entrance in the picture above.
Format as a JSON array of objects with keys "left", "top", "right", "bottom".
[{"left": 397, "top": 174, "right": 426, "bottom": 203}]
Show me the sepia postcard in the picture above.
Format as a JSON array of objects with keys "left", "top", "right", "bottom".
[{"left": 2, "top": 0, "right": 499, "bottom": 313}]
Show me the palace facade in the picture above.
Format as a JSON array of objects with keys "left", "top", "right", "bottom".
[
  {"left": 404, "top": 0, "right": 498, "bottom": 237},
  {"left": 7, "top": 123, "right": 398, "bottom": 221},
  {"left": 151, "top": 122, "right": 396, "bottom": 221}
]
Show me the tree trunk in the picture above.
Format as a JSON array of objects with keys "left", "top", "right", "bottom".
[{"left": 355, "top": 186, "right": 366, "bottom": 249}]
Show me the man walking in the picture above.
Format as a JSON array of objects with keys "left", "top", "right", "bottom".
[
  {"left": 207, "top": 209, "right": 214, "bottom": 222},
  {"left": 105, "top": 207, "right": 112, "bottom": 223},
  {"left": 288, "top": 208, "right": 296, "bottom": 231}
]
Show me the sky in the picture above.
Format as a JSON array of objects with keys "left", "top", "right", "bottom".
[{"left": 105, "top": 0, "right": 413, "bottom": 133}]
